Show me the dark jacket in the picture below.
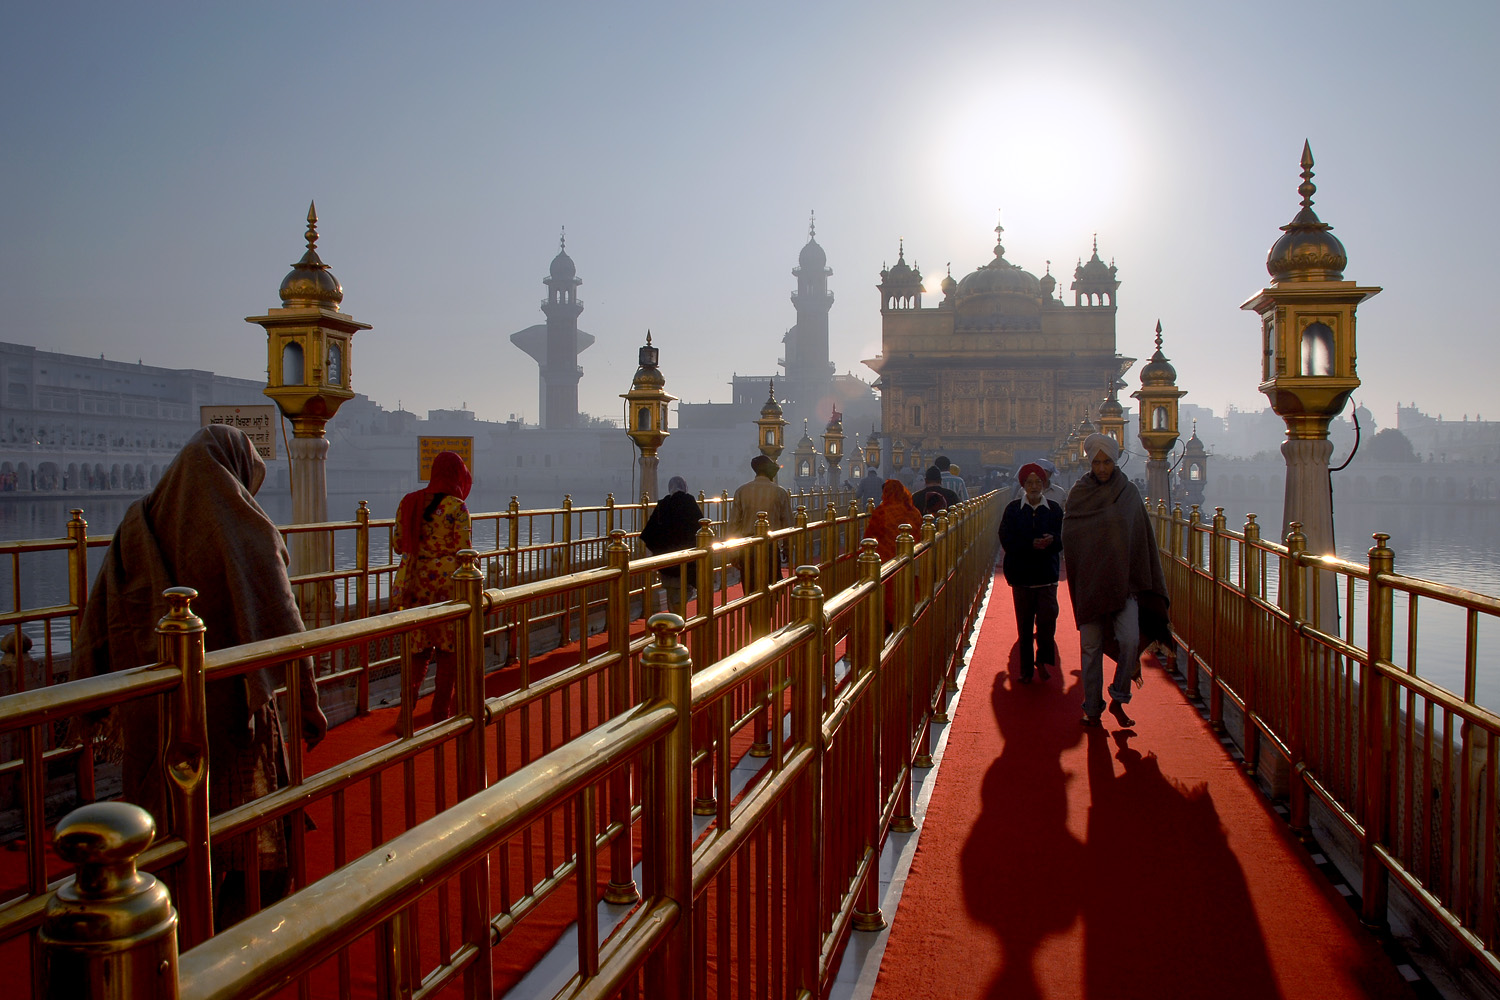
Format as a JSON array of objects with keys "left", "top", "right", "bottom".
[
  {"left": 641, "top": 490, "right": 705, "bottom": 584},
  {"left": 911, "top": 483, "right": 960, "bottom": 512},
  {"left": 999, "top": 496, "right": 1063, "bottom": 588}
]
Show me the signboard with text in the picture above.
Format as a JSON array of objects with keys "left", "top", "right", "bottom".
[
  {"left": 418, "top": 436, "right": 474, "bottom": 481},
  {"left": 200, "top": 405, "right": 279, "bottom": 461}
]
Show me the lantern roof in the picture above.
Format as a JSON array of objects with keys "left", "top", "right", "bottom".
[
  {"left": 1266, "top": 142, "right": 1347, "bottom": 283},
  {"left": 278, "top": 202, "right": 344, "bottom": 309}
]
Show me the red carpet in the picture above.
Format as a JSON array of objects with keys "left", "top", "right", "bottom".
[{"left": 870, "top": 570, "right": 1417, "bottom": 1000}]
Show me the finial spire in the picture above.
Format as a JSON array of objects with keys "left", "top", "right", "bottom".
[
  {"left": 1298, "top": 140, "right": 1317, "bottom": 210},
  {"left": 305, "top": 202, "right": 319, "bottom": 253},
  {"left": 560, "top": 226, "right": 566, "bottom": 252},
  {"left": 993, "top": 210, "right": 1006, "bottom": 260},
  {"left": 1092, "top": 233, "right": 1099, "bottom": 255},
  {"left": 1155, "top": 320, "right": 1163, "bottom": 352},
  {"left": 646, "top": 329, "right": 653, "bottom": 346},
  {"left": 809, "top": 211, "right": 816, "bottom": 241},
  {"left": 897, "top": 237, "right": 905, "bottom": 262}
]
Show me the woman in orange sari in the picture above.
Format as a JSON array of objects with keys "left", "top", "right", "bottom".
[
  {"left": 863, "top": 478, "right": 923, "bottom": 627},
  {"left": 392, "top": 451, "right": 473, "bottom": 720}
]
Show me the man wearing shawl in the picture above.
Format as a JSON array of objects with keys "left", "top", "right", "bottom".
[
  {"left": 393, "top": 451, "right": 473, "bottom": 721},
  {"left": 730, "top": 455, "right": 794, "bottom": 585},
  {"left": 75, "top": 424, "right": 327, "bottom": 928},
  {"left": 1063, "top": 434, "right": 1169, "bottom": 728}
]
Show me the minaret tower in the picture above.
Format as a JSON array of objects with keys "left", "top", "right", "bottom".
[
  {"left": 784, "top": 212, "right": 834, "bottom": 429},
  {"left": 510, "top": 230, "right": 596, "bottom": 428}
]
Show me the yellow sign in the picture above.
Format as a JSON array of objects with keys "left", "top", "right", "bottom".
[
  {"left": 418, "top": 437, "right": 474, "bottom": 481},
  {"left": 200, "top": 405, "right": 279, "bottom": 461}
]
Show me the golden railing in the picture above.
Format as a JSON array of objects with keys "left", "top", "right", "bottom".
[
  {"left": 7, "top": 488, "right": 1000, "bottom": 998},
  {"left": 1151, "top": 502, "right": 1500, "bottom": 983}
]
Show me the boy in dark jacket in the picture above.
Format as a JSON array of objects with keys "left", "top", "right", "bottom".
[{"left": 999, "top": 463, "right": 1063, "bottom": 683}]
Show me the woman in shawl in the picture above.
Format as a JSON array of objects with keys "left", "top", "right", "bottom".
[
  {"left": 392, "top": 451, "right": 473, "bottom": 721},
  {"left": 1062, "top": 434, "right": 1168, "bottom": 728},
  {"left": 863, "top": 478, "right": 923, "bottom": 626},
  {"left": 75, "top": 424, "right": 327, "bottom": 928}
]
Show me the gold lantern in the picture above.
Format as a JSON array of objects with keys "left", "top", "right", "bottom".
[{"left": 755, "top": 380, "right": 787, "bottom": 462}]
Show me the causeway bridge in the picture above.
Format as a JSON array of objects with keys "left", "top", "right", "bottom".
[{"left": 0, "top": 491, "right": 1496, "bottom": 998}]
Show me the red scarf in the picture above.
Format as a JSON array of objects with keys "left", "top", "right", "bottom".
[{"left": 395, "top": 451, "right": 472, "bottom": 554}]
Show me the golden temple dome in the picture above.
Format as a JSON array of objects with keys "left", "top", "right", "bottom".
[
  {"left": 955, "top": 214, "right": 1041, "bottom": 303},
  {"left": 278, "top": 202, "right": 344, "bottom": 308},
  {"left": 1266, "top": 141, "right": 1347, "bottom": 283}
]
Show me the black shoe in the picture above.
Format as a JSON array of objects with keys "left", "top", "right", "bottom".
[
  {"left": 1037, "top": 663, "right": 1052, "bottom": 681},
  {"left": 1108, "top": 700, "right": 1135, "bottom": 727}
]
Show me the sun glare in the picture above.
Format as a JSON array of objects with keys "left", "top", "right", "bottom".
[{"left": 933, "top": 70, "right": 1147, "bottom": 237}]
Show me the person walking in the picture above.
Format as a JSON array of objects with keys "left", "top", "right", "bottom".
[
  {"left": 1062, "top": 434, "right": 1168, "bottom": 728},
  {"left": 392, "top": 450, "right": 473, "bottom": 722},
  {"left": 641, "top": 475, "right": 705, "bottom": 601},
  {"left": 999, "top": 463, "right": 1063, "bottom": 683},
  {"left": 863, "top": 478, "right": 923, "bottom": 627},
  {"left": 730, "top": 455, "right": 794, "bottom": 585},
  {"left": 911, "top": 465, "right": 959, "bottom": 512},
  {"left": 75, "top": 425, "right": 328, "bottom": 928}
]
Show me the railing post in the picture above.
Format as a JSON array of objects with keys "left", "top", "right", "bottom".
[
  {"left": 791, "top": 566, "right": 826, "bottom": 992},
  {"left": 793, "top": 506, "right": 810, "bottom": 579},
  {"left": 642, "top": 614, "right": 694, "bottom": 999},
  {"left": 42, "top": 802, "right": 178, "bottom": 1000},
  {"left": 750, "top": 513, "right": 774, "bottom": 758},
  {"left": 605, "top": 492, "right": 615, "bottom": 536},
  {"left": 156, "top": 587, "right": 212, "bottom": 949},
  {"left": 66, "top": 509, "right": 96, "bottom": 801},
  {"left": 355, "top": 500, "right": 371, "bottom": 715},
  {"left": 451, "top": 549, "right": 495, "bottom": 995},
  {"left": 604, "top": 530, "right": 640, "bottom": 903},
  {"left": 1285, "top": 523, "right": 1311, "bottom": 838},
  {"left": 692, "top": 518, "right": 719, "bottom": 817},
  {"left": 1361, "top": 533, "right": 1394, "bottom": 928}
]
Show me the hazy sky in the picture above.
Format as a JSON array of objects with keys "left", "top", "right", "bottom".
[{"left": 3, "top": 2, "right": 1495, "bottom": 432}]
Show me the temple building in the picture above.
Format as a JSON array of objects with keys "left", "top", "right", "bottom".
[
  {"left": 509, "top": 233, "right": 596, "bottom": 428},
  {"left": 864, "top": 216, "right": 1131, "bottom": 471}
]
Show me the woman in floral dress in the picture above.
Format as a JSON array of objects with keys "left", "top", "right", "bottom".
[{"left": 392, "top": 451, "right": 472, "bottom": 720}]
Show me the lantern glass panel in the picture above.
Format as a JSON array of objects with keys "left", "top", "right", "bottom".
[
  {"left": 1153, "top": 406, "right": 1168, "bottom": 430},
  {"left": 1300, "top": 321, "right": 1335, "bottom": 377},
  {"left": 637, "top": 406, "right": 651, "bottom": 431},
  {"left": 327, "top": 343, "right": 343, "bottom": 386},
  {"left": 282, "top": 342, "right": 304, "bottom": 386}
]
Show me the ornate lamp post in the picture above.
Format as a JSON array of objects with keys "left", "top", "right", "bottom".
[
  {"left": 864, "top": 427, "right": 881, "bottom": 472},
  {"left": 756, "top": 380, "right": 786, "bottom": 463},
  {"left": 793, "top": 422, "right": 817, "bottom": 491},
  {"left": 890, "top": 437, "right": 906, "bottom": 473},
  {"left": 621, "top": 332, "right": 676, "bottom": 501},
  {"left": 1133, "top": 321, "right": 1187, "bottom": 507},
  {"left": 910, "top": 442, "right": 923, "bottom": 476},
  {"left": 821, "top": 406, "right": 845, "bottom": 486},
  {"left": 246, "top": 203, "right": 370, "bottom": 588},
  {"left": 1181, "top": 419, "right": 1208, "bottom": 510},
  {"left": 1242, "top": 142, "right": 1380, "bottom": 633},
  {"left": 1098, "top": 372, "right": 1128, "bottom": 456}
]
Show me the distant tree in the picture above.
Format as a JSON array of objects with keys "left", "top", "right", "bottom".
[
  {"left": 1365, "top": 428, "right": 1419, "bottom": 463},
  {"left": 577, "top": 411, "right": 619, "bottom": 430}
]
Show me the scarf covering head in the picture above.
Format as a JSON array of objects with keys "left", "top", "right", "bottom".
[
  {"left": 396, "top": 451, "right": 472, "bottom": 555},
  {"left": 668, "top": 476, "right": 688, "bottom": 494},
  {"left": 1017, "top": 462, "right": 1048, "bottom": 487},
  {"left": 863, "top": 478, "right": 922, "bottom": 560},
  {"left": 1062, "top": 465, "right": 1167, "bottom": 626},
  {"left": 1082, "top": 433, "right": 1120, "bottom": 462},
  {"left": 74, "top": 425, "right": 305, "bottom": 820}
]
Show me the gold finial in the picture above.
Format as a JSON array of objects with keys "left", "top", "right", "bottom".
[
  {"left": 897, "top": 237, "right": 905, "bottom": 261},
  {"left": 560, "top": 225, "right": 566, "bottom": 252},
  {"left": 1045, "top": 259, "right": 1051, "bottom": 275},
  {"left": 993, "top": 210, "right": 1006, "bottom": 260},
  {"left": 1298, "top": 140, "right": 1316, "bottom": 210},
  {"left": 809, "top": 210, "right": 816, "bottom": 240},
  {"left": 1092, "top": 233, "right": 1098, "bottom": 255},
  {"left": 305, "top": 201, "right": 319, "bottom": 253},
  {"left": 1155, "top": 320, "right": 1163, "bottom": 351},
  {"left": 646, "top": 329, "right": 653, "bottom": 346}
]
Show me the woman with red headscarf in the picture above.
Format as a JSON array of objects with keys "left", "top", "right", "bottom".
[
  {"left": 863, "top": 478, "right": 923, "bottom": 627},
  {"left": 393, "top": 451, "right": 473, "bottom": 720}
]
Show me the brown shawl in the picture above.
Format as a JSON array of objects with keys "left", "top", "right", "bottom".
[
  {"left": 1062, "top": 468, "right": 1168, "bottom": 628},
  {"left": 75, "top": 425, "right": 308, "bottom": 821}
]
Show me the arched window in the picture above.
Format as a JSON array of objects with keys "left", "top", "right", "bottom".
[
  {"left": 798, "top": 459, "right": 811, "bottom": 477},
  {"left": 326, "top": 343, "right": 344, "bottom": 386},
  {"left": 1190, "top": 464, "right": 1202, "bottom": 481},
  {"left": 282, "top": 342, "right": 304, "bottom": 386},
  {"left": 1153, "top": 406, "right": 1168, "bottom": 430},
  {"left": 637, "top": 406, "right": 651, "bottom": 430},
  {"left": 911, "top": 404, "right": 922, "bottom": 427},
  {"left": 1300, "top": 322, "right": 1335, "bottom": 376}
]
